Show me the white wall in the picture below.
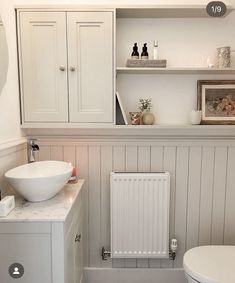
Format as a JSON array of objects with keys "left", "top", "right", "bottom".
[
  {"left": 0, "top": 3, "right": 22, "bottom": 143},
  {"left": 0, "top": 17, "right": 8, "bottom": 95},
  {"left": 0, "top": 2, "right": 235, "bottom": 282},
  {"left": 0, "top": 140, "right": 27, "bottom": 197}
]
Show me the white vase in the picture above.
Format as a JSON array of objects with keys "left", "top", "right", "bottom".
[
  {"left": 142, "top": 111, "right": 155, "bottom": 125},
  {"left": 190, "top": 110, "right": 202, "bottom": 125}
]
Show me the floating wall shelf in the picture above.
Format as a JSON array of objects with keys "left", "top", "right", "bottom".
[
  {"left": 116, "top": 67, "right": 235, "bottom": 75},
  {"left": 21, "top": 124, "right": 235, "bottom": 139}
]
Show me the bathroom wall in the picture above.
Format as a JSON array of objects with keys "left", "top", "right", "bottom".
[
  {"left": 0, "top": 139, "right": 27, "bottom": 198},
  {"left": 1, "top": 1, "right": 235, "bottom": 282},
  {"left": 0, "top": 5, "right": 22, "bottom": 143},
  {"left": 35, "top": 137, "right": 235, "bottom": 270}
]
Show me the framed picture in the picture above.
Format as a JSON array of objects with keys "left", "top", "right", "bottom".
[{"left": 197, "top": 80, "right": 235, "bottom": 125}]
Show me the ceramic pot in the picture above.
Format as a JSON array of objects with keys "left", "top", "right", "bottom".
[
  {"left": 129, "top": 112, "right": 141, "bottom": 125},
  {"left": 142, "top": 111, "right": 155, "bottom": 125}
]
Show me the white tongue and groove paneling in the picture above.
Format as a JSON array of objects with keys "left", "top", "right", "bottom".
[
  {"left": 149, "top": 146, "right": 164, "bottom": 268},
  {"left": 124, "top": 146, "right": 138, "bottom": 268},
  {"left": 199, "top": 147, "right": 215, "bottom": 246},
  {"left": 76, "top": 146, "right": 89, "bottom": 267},
  {"left": 186, "top": 147, "right": 202, "bottom": 250},
  {"left": 88, "top": 146, "right": 101, "bottom": 267},
  {"left": 161, "top": 146, "right": 176, "bottom": 269},
  {"left": 100, "top": 146, "right": 113, "bottom": 268},
  {"left": 37, "top": 139, "right": 235, "bottom": 269},
  {"left": 112, "top": 146, "right": 126, "bottom": 268},
  {"left": 211, "top": 147, "right": 228, "bottom": 245},
  {"left": 174, "top": 147, "right": 189, "bottom": 268},
  {"left": 0, "top": 140, "right": 27, "bottom": 197},
  {"left": 137, "top": 146, "right": 151, "bottom": 268},
  {"left": 50, "top": 146, "right": 63, "bottom": 161},
  {"left": 224, "top": 147, "right": 235, "bottom": 245}
]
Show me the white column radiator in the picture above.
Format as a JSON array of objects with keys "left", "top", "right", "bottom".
[{"left": 110, "top": 172, "right": 170, "bottom": 259}]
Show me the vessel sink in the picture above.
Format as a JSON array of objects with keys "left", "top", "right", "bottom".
[{"left": 5, "top": 161, "right": 73, "bottom": 202}]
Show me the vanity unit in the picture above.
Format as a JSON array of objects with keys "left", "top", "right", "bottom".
[{"left": 0, "top": 181, "right": 84, "bottom": 283}]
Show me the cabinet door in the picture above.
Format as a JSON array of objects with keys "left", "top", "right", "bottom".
[
  {"left": 67, "top": 12, "right": 114, "bottom": 123},
  {"left": 65, "top": 220, "right": 75, "bottom": 283},
  {"left": 19, "top": 12, "right": 68, "bottom": 122},
  {"left": 0, "top": 233, "right": 51, "bottom": 283}
]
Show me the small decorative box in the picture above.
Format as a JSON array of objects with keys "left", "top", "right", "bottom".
[
  {"left": 0, "top": 196, "right": 15, "bottom": 217},
  {"left": 126, "top": 59, "right": 167, "bottom": 68}
]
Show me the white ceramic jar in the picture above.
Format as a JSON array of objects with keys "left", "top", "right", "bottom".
[
  {"left": 189, "top": 110, "right": 202, "bottom": 125},
  {"left": 142, "top": 111, "right": 155, "bottom": 125}
]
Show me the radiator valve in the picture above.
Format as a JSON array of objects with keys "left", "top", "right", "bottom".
[
  {"left": 101, "top": 247, "right": 111, "bottom": 260},
  {"left": 169, "top": 239, "right": 178, "bottom": 260}
]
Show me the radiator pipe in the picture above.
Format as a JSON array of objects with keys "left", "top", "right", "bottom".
[
  {"left": 102, "top": 247, "right": 111, "bottom": 260},
  {"left": 169, "top": 239, "right": 178, "bottom": 260}
]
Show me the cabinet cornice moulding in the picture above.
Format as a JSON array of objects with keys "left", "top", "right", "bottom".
[{"left": 15, "top": 5, "right": 234, "bottom": 18}]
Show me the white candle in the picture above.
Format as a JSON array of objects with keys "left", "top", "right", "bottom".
[{"left": 190, "top": 110, "right": 202, "bottom": 125}]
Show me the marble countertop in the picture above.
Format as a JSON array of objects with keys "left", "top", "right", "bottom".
[{"left": 0, "top": 180, "right": 84, "bottom": 222}]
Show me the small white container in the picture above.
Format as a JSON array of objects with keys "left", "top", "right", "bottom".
[
  {"left": 153, "top": 40, "right": 159, "bottom": 60},
  {"left": 189, "top": 110, "right": 202, "bottom": 125}
]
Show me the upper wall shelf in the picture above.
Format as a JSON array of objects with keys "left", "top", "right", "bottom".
[
  {"left": 116, "top": 5, "right": 234, "bottom": 18},
  {"left": 116, "top": 67, "right": 235, "bottom": 75}
]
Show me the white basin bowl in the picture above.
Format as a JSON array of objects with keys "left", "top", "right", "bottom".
[{"left": 5, "top": 161, "right": 73, "bottom": 202}]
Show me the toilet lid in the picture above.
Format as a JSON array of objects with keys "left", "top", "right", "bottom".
[{"left": 183, "top": 246, "right": 235, "bottom": 283}]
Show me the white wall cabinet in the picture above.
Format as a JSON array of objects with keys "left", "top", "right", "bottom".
[
  {"left": 18, "top": 10, "right": 114, "bottom": 124},
  {"left": 0, "top": 193, "right": 83, "bottom": 283},
  {"left": 19, "top": 12, "right": 68, "bottom": 123},
  {"left": 18, "top": 5, "right": 235, "bottom": 129}
]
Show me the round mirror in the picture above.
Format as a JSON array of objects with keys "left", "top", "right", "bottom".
[{"left": 0, "top": 15, "right": 9, "bottom": 94}]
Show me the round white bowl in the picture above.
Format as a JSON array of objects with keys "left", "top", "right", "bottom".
[{"left": 5, "top": 161, "right": 73, "bottom": 202}]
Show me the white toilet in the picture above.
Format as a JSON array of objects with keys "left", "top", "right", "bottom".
[{"left": 183, "top": 246, "right": 235, "bottom": 283}]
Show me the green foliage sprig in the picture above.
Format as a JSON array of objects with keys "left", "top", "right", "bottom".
[{"left": 138, "top": 98, "right": 152, "bottom": 112}]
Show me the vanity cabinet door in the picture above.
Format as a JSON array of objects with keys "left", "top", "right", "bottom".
[
  {"left": 65, "top": 221, "right": 76, "bottom": 283},
  {"left": 19, "top": 12, "right": 68, "bottom": 122},
  {"left": 67, "top": 12, "right": 114, "bottom": 123},
  {"left": 0, "top": 233, "right": 51, "bottom": 283},
  {"left": 74, "top": 209, "right": 83, "bottom": 283},
  {"left": 64, "top": 193, "right": 83, "bottom": 283}
]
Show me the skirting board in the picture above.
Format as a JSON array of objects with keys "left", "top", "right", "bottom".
[{"left": 84, "top": 268, "right": 186, "bottom": 283}]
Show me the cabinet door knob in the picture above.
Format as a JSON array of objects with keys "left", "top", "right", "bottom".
[
  {"left": 59, "top": 66, "right": 66, "bottom": 71},
  {"left": 75, "top": 234, "right": 81, "bottom": 243},
  {"left": 70, "top": 66, "right": 76, "bottom": 72}
]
